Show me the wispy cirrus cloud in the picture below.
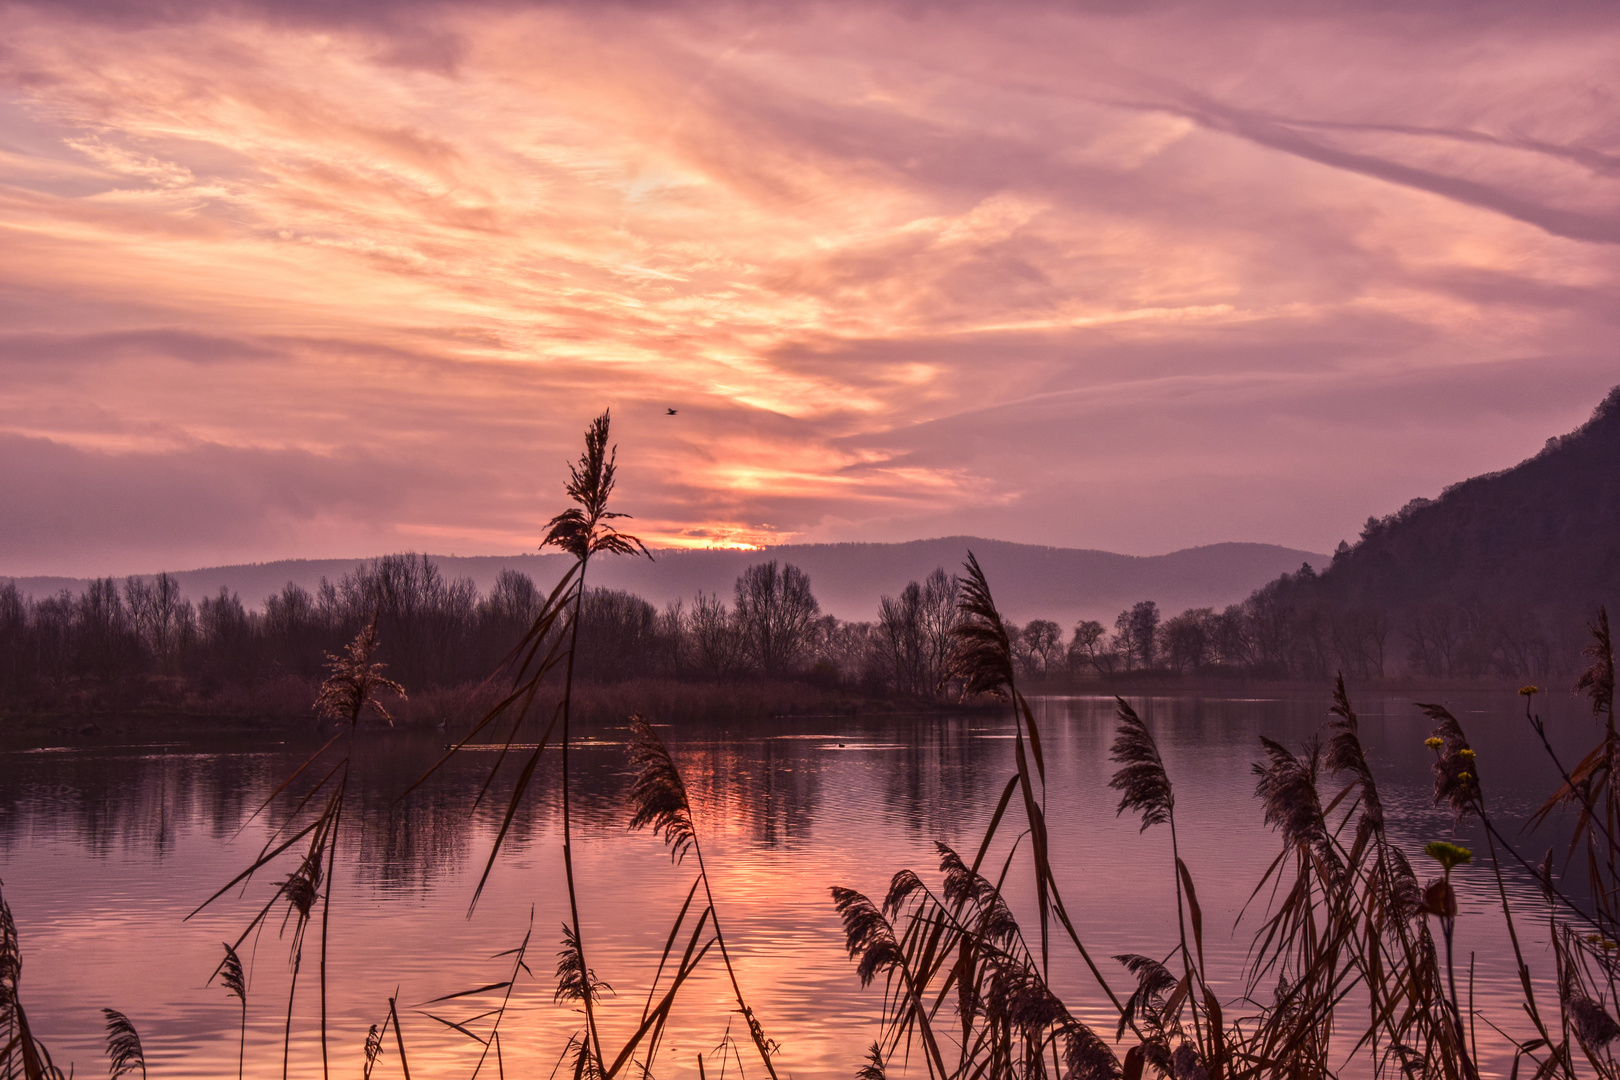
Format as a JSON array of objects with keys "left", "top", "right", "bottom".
[{"left": 0, "top": 0, "right": 1616, "bottom": 574}]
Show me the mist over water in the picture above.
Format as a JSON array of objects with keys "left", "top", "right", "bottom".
[{"left": 0, "top": 690, "right": 1590, "bottom": 1078}]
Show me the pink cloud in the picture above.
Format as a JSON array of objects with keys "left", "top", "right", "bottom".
[{"left": 0, "top": 1, "right": 1616, "bottom": 574}]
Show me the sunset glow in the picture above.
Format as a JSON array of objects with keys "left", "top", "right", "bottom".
[{"left": 3, "top": 1, "right": 1617, "bottom": 574}]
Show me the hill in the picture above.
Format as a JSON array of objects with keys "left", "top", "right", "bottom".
[
  {"left": 5, "top": 538, "right": 1329, "bottom": 626},
  {"left": 1300, "top": 384, "right": 1620, "bottom": 618}
]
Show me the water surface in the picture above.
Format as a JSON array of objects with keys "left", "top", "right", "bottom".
[{"left": 0, "top": 689, "right": 1594, "bottom": 1078}]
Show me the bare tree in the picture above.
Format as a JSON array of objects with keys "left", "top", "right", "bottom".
[
  {"left": 734, "top": 561, "right": 820, "bottom": 677},
  {"left": 125, "top": 573, "right": 191, "bottom": 674},
  {"left": 1067, "top": 619, "right": 1111, "bottom": 675},
  {"left": 1115, "top": 600, "right": 1160, "bottom": 670},
  {"left": 876, "top": 582, "right": 927, "bottom": 695},
  {"left": 1161, "top": 608, "right": 1215, "bottom": 673},
  {"left": 918, "top": 568, "right": 959, "bottom": 690},
  {"left": 1020, "top": 619, "right": 1064, "bottom": 679},
  {"left": 689, "top": 590, "right": 741, "bottom": 681}
]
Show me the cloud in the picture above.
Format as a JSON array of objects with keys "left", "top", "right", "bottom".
[
  {"left": 0, "top": 433, "right": 415, "bottom": 574},
  {"left": 0, "top": 0, "right": 1616, "bottom": 574}
]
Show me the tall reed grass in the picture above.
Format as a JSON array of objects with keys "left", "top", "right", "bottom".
[{"left": 6, "top": 414, "right": 1620, "bottom": 1080}]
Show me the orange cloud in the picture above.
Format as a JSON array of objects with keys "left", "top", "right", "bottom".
[{"left": 1, "top": 2, "right": 1618, "bottom": 573}]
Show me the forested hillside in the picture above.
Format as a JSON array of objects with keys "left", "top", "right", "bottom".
[
  {"left": 1233, "top": 384, "right": 1620, "bottom": 680},
  {"left": 1316, "top": 384, "right": 1620, "bottom": 614}
]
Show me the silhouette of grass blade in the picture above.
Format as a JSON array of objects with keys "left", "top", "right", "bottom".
[
  {"left": 216, "top": 942, "right": 246, "bottom": 1003},
  {"left": 626, "top": 715, "right": 696, "bottom": 861},
  {"left": 102, "top": 1009, "right": 146, "bottom": 1080},
  {"left": 542, "top": 411, "right": 652, "bottom": 563},
  {"left": 945, "top": 552, "right": 1014, "bottom": 698},
  {"left": 555, "top": 924, "right": 612, "bottom": 1006},
  {"left": 1576, "top": 606, "right": 1615, "bottom": 720},
  {"left": 1109, "top": 698, "right": 1173, "bottom": 831},
  {"left": 855, "top": 1041, "right": 886, "bottom": 1080}
]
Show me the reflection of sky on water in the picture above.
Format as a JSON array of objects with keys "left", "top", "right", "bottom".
[{"left": 0, "top": 690, "right": 1597, "bottom": 1077}]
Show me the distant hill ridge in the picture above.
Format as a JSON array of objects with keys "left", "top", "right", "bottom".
[
  {"left": 1306, "top": 383, "right": 1620, "bottom": 615},
  {"left": 4, "top": 537, "right": 1329, "bottom": 626}
]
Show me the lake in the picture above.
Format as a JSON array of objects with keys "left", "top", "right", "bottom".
[{"left": 0, "top": 687, "right": 1596, "bottom": 1078}]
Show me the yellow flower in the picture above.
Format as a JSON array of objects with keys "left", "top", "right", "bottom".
[
  {"left": 1425, "top": 841, "right": 1473, "bottom": 871},
  {"left": 1457, "top": 772, "right": 1473, "bottom": 783},
  {"left": 1459, "top": 748, "right": 1476, "bottom": 759},
  {"left": 1425, "top": 737, "right": 1444, "bottom": 750},
  {"left": 1520, "top": 685, "right": 1540, "bottom": 696}
]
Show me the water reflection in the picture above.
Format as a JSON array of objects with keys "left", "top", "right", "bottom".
[{"left": 0, "top": 690, "right": 1599, "bottom": 1078}]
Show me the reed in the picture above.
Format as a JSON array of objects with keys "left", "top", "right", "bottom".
[
  {"left": 215, "top": 942, "right": 247, "bottom": 1080},
  {"left": 827, "top": 566, "right": 1620, "bottom": 1080},
  {"left": 102, "top": 1009, "right": 147, "bottom": 1080},
  {"left": 0, "top": 884, "right": 65, "bottom": 1080},
  {"left": 185, "top": 617, "right": 406, "bottom": 1080}
]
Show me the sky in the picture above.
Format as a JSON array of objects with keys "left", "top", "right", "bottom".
[{"left": 1, "top": 0, "right": 1617, "bottom": 576}]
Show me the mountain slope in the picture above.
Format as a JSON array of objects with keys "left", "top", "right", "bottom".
[
  {"left": 1311, "top": 384, "right": 1620, "bottom": 615},
  {"left": 6, "top": 538, "right": 1328, "bottom": 626}
]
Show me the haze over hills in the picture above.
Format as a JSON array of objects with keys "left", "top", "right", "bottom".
[
  {"left": 1294, "top": 383, "right": 1620, "bottom": 618},
  {"left": 5, "top": 538, "right": 1330, "bottom": 627}
]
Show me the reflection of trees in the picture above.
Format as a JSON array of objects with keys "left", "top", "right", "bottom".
[
  {"left": 0, "top": 744, "right": 271, "bottom": 859},
  {"left": 0, "top": 715, "right": 1001, "bottom": 889},
  {"left": 0, "top": 736, "right": 533, "bottom": 890},
  {"left": 877, "top": 716, "right": 996, "bottom": 839},
  {"left": 649, "top": 730, "right": 824, "bottom": 849}
]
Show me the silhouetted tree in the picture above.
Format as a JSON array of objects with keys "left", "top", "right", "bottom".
[
  {"left": 1161, "top": 608, "right": 1214, "bottom": 673},
  {"left": 688, "top": 590, "right": 742, "bottom": 681},
  {"left": 1014, "top": 619, "right": 1063, "bottom": 679},
  {"left": 1116, "top": 600, "right": 1160, "bottom": 670},
  {"left": 1064, "top": 619, "right": 1108, "bottom": 675},
  {"left": 734, "top": 561, "right": 820, "bottom": 677}
]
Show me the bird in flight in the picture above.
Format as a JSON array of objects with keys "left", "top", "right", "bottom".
[{"left": 666, "top": 408, "right": 678, "bottom": 415}]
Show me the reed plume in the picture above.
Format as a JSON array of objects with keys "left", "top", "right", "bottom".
[
  {"left": 542, "top": 410, "right": 651, "bottom": 564},
  {"left": 623, "top": 714, "right": 780, "bottom": 1077},
  {"left": 856, "top": 1041, "right": 887, "bottom": 1080},
  {"left": 363, "top": 1025, "right": 384, "bottom": 1079},
  {"left": 1113, "top": 954, "right": 1176, "bottom": 1041},
  {"left": 213, "top": 942, "right": 247, "bottom": 1080},
  {"left": 0, "top": 883, "right": 66, "bottom": 1080},
  {"left": 936, "top": 843, "right": 1020, "bottom": 947},
  {"left": 1252, "top": 737, "right": 1333, "bottom": 869},
  {"left": 102, "top": 1009, "right": 146, "bottom": 1080},
  {"left": 1578, "top": 607, "right": 1616, "bottom": 722},
  {"left": 1420, "top": 702, "right": 1482, "bottom": 822},
  {"left": 947, "top": 551, "right": 1015, "bottom": 698},
  {"left": 832, "top": 888, "right": 905, "bottom": 988},
  {"left": 1109, "top": 698, "right": 1172, "bottom": 832},
  {"left": 314, "top": 621, "right": 405, "bottom": 726},
  {"left": 626, "top": 716, "right": 696, "bottom": 862},
  {"left": 555, "top": 923, "right": 612, "bottom": 1007}
]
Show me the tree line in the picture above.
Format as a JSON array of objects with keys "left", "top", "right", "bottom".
[
  {"left": 0, "top": 554, "right": 970, "bottom": 709},
  {"left": 1035, "top": 562, "right": 1578, "bottom": 683},
  {"left": 0, "top": 552, "right": 1579, "bottom": 713}
]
